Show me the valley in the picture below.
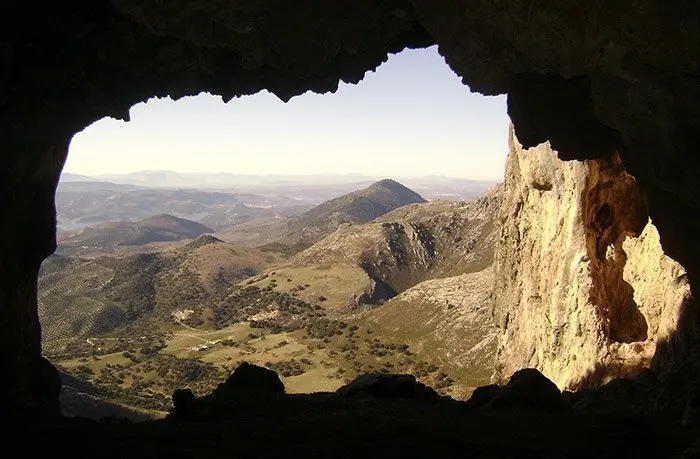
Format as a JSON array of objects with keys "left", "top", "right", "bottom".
[{"left": 42, "top": 176, "right": 501, "bottom": 419}]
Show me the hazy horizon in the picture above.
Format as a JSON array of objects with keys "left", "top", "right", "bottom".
[
  {"left": 65, "top": 46, "right": 510, "bottom": 181},
  {"left": 63, "top": 169, "right": 498, "bottom": 181}
]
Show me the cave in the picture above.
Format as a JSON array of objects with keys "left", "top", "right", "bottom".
[{"left": 3, "top": 1, "right": 700, "bottom": 456}]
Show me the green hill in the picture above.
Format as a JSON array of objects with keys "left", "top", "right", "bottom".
[
  {"left": 39, "top": 237, "right": 275, "bottom": 354},
  {"left": 58, "top": 214, "right": 214, "bottom": 255}
]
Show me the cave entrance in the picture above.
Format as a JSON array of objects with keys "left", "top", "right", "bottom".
[{"left": 41, "top": 46, "right": 509, "bottom": 417}]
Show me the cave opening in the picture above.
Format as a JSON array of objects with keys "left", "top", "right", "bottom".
[
  {"left": 3, "top": 2, "right": 700, "bottom": 455},
  {"left": 42, "top": 46, "right": 511, "bottom": 417}
]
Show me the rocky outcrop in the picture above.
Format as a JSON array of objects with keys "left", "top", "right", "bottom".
[{"left": 493, "top": 128, "right": 695, "bottom": 390}]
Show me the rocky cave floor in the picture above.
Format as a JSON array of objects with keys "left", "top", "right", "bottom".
[{"left": 17, "top": 366, "right": 700, "bottom": 458}]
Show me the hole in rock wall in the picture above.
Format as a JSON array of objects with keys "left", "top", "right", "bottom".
[
  {"left": 40, "top": 46, "right": 511, "bottom": 417},
  {"left": 585, "top": 154, "right": 650, "bottom": 344},
  {"left": 590, "top": 202, "right": 648, "bottom": 343}
]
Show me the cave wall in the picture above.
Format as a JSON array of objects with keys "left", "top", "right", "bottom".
[
  {"left": 0, "top": 140, "right": 67, "bottom": 415},
  {"left": 412, "top": 0, "right": 700, "bottom": 296},
  {"left": 1, "top": 1, "right": 698, "bottom": 411},
  {"left": 493, "top": 128, "right": 694, "bottom": 389}
]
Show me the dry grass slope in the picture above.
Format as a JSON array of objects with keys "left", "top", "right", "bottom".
[{"left": 359, "top": 267, "right": 496, "bottom": 398}]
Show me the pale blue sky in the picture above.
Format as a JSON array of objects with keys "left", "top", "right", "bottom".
[{"left": 66, "top": 46, "right": 510, "bottom": 180}]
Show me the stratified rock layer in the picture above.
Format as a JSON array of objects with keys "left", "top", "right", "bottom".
[{"left": 493, "top": 128, "right": 694, "bottom": 390}]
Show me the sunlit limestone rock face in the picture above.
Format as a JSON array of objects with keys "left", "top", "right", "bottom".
[{"left": 493, "top": 126, "right": 693, "bottom": 390}]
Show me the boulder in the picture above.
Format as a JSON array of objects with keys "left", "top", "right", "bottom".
[
  {"left": 168, "top": 363, "right": 285, "bottom": 421},
  {"left": 463, "top": 384, "right": 501, "bottom": 409},
  {"left": 336, "top": 373, "right": 438, "bottom": 400},
  {"left": 217, "top": 362, "right": 285, "bottom": 397},
  {"left": 491, "top": 368, "right": 563, "bottom": 410}
]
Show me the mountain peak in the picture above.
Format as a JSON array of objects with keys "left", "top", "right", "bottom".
[
  {"left": 283, "top": 179, "right": 425, "bottom": 246},
  {"left": 371, "top": 178, "right": 402, "bottom": 188},
  {"left": 364, "top": 179, "right": 425, "bottom": 200},
  {"left": 186, "top": 234, "right": 224, "bottom": 250}
]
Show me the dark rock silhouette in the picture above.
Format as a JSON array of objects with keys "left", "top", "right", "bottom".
[
  {"left": 336, "top": 373, "right": 438, "bottom": 400},
  {"left": 172, "top": 388, "right": 196, "bottom": 417},
  {"left": 463, "top": 384, "right": 501, "bottom": 409},
  {"left": 13, "top": 367, "right": 700, "bottom": 457},
  {"left": 218, "top": 362, "right": 285, "bottom": 397},
  {"left": 491, "top": 368, "right": 563, "bottom": 410},
  {"left": 169, "top": 363, "right": 285, "bottom": 420},
  {"left": 463, "top": 369, "right": 563, "bottom": 411}
]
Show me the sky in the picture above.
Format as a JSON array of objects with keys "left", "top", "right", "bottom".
[{"left": 65, "top": 46, "right": 510, "bottom": 180}]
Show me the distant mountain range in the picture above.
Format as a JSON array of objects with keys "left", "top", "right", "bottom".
[
  {"left": 70, "top": 171, "right": 377, "bottom": 188},
  {"left": 56, "top": 180, "right": 308, "bottom": 231},
  {"left": 59, "top": 170, "right": 497, "bottom": 202},
  {"left": 60, "top": 172, "right": 94, "bottom": 182}
]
